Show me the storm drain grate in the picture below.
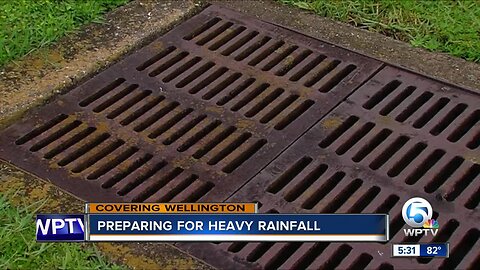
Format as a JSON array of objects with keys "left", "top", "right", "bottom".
[
  {"left": 177, "top": 66, "right": 480, "bottom": 269},
  {"left": 0, "top": 4, "right": 478, "bottom": 270},
  {"left": 0, "top": 5, "right": 381, "bottom": 203}
]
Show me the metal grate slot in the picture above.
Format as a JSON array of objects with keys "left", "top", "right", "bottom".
[
  {"left": 15, "top": 114, "right": 69, "bottom": 145},
  {"left": 178, "top": 120, "right": 222, "bottom": 153},
  {"left": 163, "top": 57, "right": 202, "bottom": 83},
  {"left": 430, "top": 103, "right": 468, "bottom": 136},
  {"left": 261, "top": 45, "right": 299, "bottom": 72},
  {"left": 175, "top": 181, "right": 215, "bottom": 203},
  {"left": 289, "top": 54, "right": 326, "bottom": 82},
  {"left": 319, "top": 116, "right": 359, "bottom": 148},
  {"left": 216, "top": 77, "right": 255, "bottom": 106},
  {"left": 231, "top": 83, "right": 269, "bottom": 112},
  {"left": 369, "top": 135, "right": 409, "bottom": 170},
  {"left": 465, "top": 187, "right": 480, "bottom": 209},
  {"left": 196, "top": 21, "right": 234, "bottom": 46},
  {"left": 363, "top": 80, "right": 402, "bottom": 110},
  {"left": 259, "top": 94, "right": 297, "bottom": 124},
  {"left": 135, "top": 167, "right": 185, "bottom": 202},
  {"left": 387, "top": 142, "right": 427, "bottom": 177},
  {"left": 43, "top": 126, "right": 96, "bottom": 159},
  {"left": 234, "top": 36, "right": 271, "bottom": 61},
  {"left": 163, "top": 115, "right": 207, "bottom": 145},
  {"left": 192, "top": 125, "right": 235, "bottom": 159},
  {"left": 86, "top": 147, "right": 139, "bottom": 180},
  {"left": 207, "top": 132, "right": 252, "bottom": 165},
  {"left": 57, "top": 132, "right": 111, "bottom": 167},
  {"left": 346, "top": 253, "right": 373, "bottom": 270},
  {"left": 147, "top": 108, "right": 194, "bottom": 139},
  {"left": 274, "top": 99, "right": 314, "bottom": 130},
  {"left": 267, "top": 156, "right": 312, "bottom": 194},
  {"left": 209, "top": 25, "right": 247, "bottom": 51},
  {"left": 222, "top": 138, "right": 267, "bottom": 173},
  {"left": 395, "top": 91, "right": 433, "bottom": 122},
  {"left": 201, "top": 72, "right": 241, "bottom": 100},
  {"left": 136, "top": 46, "right": 176, "bottom": 71},
  {"left": 348, "top": 186, "right": 381, "bottom": 213},
  {"left": 154, "top": 174, "right": 199, "bottom": 202},
  {"left": 264, "top": 243, "right": 303, "bottom": 269},
  {"left": 439, "top": 229, "right": 479, "bottom": 269},
  {"left": 405, "top": 149, "right": 445, "bottom": 185},
  {"left": 116, "top": 160, "right": 168, "bottom": 196},
  {"left": 120, "top": 96, "right": 164, "bottom": 126},
  {"left": 149, "top": 51, "right": 189, "bottom": 77},
  {"left": 106, "top": 90, "right": 153, "bottom": 120},
  {"left": 304, "top": 59, "right": 340, "bottom": 87},
  {"left": 467, "top": 131, "right": 480, "bottom": 149},
  {"left": 336, "top": 122, "right": 375, "bottom": 155},
  {"left": 284, "top": 163, "right": 328, "bottom": 202},
  {"left": 321, "top": 244, "right": 353, "bottom": 269},
  {"left": 70, "top": 139, "right": 125, "bottom": 174},
  {"left": 302, "top": 171, "right": 345, "bottom": 210},
  {"left": 92, "top": 84, "right": 139, "bottom": 113},
  {"left": 445, "top": 164, "right": 480, "bottom": 201},
  {"left": 317, "top": 64, "right": 357, "bottom": 93},
  {"left": 244, "top": 88, "right": 284, "bottom": 118},
  {"left": 413, "top": 97, "right": 450, "bottom": 128},
  {"left": 248, "top": 40, "right": 285, "bottom": 67},
  {"left": 284, "top": 243, "right": 330, "bottom": 269},
  {"left": 424, "top": 156, "right": 464, "bottom": 193},
  {"left": 221, "top": 30, "right": 260, "bottom": 57},
  {"left": 133, "top": 100, "right": 179, "bottom": 132},
  {"left": 188, "top": 66, "right": 229, "bottom": 94},
  {"left": 29, "top": 119, "right": 82, "bottom": 152},
  {"left": 176, "top": 61, "right": 215, "bottom": 88},
  {"left": 102, "top": 153, "right": 153, "bottom": 189},
  {"left": 352, "top": 128, "right": 392, "bottom": 162},
  {"left": 183, "top": 17, "right": 222, "bottom": 41},
  {"left": 379, "top": 86, "right": 416, "bottom": 116},
  {"left": 79, "top": 79, "right": 126, "bottom": 107},
  {"left": 321, "top": 178, "right": 363, "bottom": 213},
  {"left": 447, "top": 110, "right": 479, "bottom": 143},
  {"left": 275, "top": 49, "right": 313, "bottom": 77}
]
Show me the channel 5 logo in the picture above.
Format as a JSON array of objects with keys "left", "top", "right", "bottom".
[
  {"left": 402, "top": 197, "right": 439, "bottom": 237},
  {"left": 36, "top": 214, "right": 85, "bottom": 241}
]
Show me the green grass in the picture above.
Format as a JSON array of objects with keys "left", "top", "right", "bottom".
[
  {"left": 279, "top": 0, "right": 480, "bottom": 62},
  {"left": 0, "top": 194, "right": 123, "bottom": 269},
  {"left": 0, "top": 0, "right": 129, "bottom": 67}
]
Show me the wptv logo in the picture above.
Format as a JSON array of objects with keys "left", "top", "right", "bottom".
[
  {"left": 402, "top": 197, "right": 439, "bottom": 237},
  {"left": 36, "top": 214, "right": 85, "bottom": 241}
]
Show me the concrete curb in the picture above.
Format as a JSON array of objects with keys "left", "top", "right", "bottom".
[{"left": 212, "top": 0, "right": 480, "bottom": 92}]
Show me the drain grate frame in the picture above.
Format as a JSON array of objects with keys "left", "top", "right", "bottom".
[
  {"left": 177, "top": 65, "right": 480, "bottom": 269},
  {"left": 0, "top": 5, "right": 381, "bottom": 203}
]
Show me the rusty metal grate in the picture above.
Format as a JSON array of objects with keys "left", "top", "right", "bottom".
[
  {"left": 177, "top": 66, "right": 480, "bottom": 269},
  {"left": 1, "top": 4, "right": 479, "bottom": 270},
  {"left": 0, "top": 4, "right": 381, "bottom": 203}
]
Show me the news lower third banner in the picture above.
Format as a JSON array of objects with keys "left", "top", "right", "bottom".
[
  {"left": 87, "top": 214, "right": 388, "bottom": 241},
  {"left": 36, "top": 204, "right": 389, "bottom": 242}
]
